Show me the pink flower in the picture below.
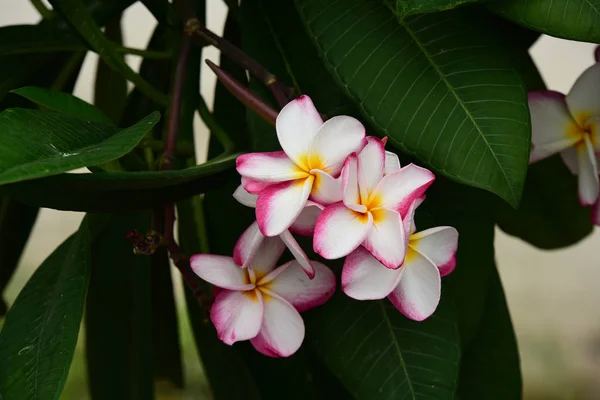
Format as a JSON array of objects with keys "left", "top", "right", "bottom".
[
  {"left": 313, "top": 137, "right": 435, "bottom": 269},
  {"left": 190, "top": 233, "right": 336, "bottom": 357},
  {"left": 528, "top": 62, "right": 600, "bottom": 206},
  {"left": 236, "top": 95, "right": 366, "bottom": 237},
  {"left": 341, "top": 201, "right": 458, "bottom": 321}
]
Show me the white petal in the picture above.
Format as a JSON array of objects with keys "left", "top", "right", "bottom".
[
  {"left": 241, "top": 176, "right": 272, "bottom": 195},
  {"left": 341, "top": 153, "right": 363, "bottom": 210},
  {"left": 358, "top": 137, "right": 385, "bottom": 194},
  {"left": 211, "top": 289, "right": 263, "bottom": 345},
  {"left": 248, "top": 233, "right": 286, "bottom": 280},
  {"left": 313, "top": 202, "right": 372, "bottom": 260},
  {"left": 233, "top": 221, "right": 264, "bottom": 268},
  {"left": 236, "top": 151, "right": 308, "bottom": 182},
  {"left": 190, "top": 254, "right": 253, "bottom": 291},
  {"left": 410, "top": 227, "right": 459, "bottom": 277},
  {"left": 560, "top": 147, "right": 579, "bottom": 175},
  {"left": 276, "top": 95, "right": 323, "bottom": 168},
  {"left": 566, "top": 63, "right": 600, "bottom": 122},
  {"left": 528, "top": 91, "right": 580, "bottom": 163},
  {"left": 384, "top": 151, "right": 401, "bottom": 175},
  {"left": 256, "top": 176, "right": 314, "bottom": 236},
  {"left": 363, "top": 208, "right": 407, "bottom": 269},
  {"left": 233, "top": 185, "right": 257, "bottom": 208},
  {"left": 250, "top": 292, "right": 305, "bottom": 357},
  {"left": 388, "top": 249, "right": 441, "bottom": 321},
  {"left": 309, "top": 115, "right": 366, "bottom": 176},
  {"left": 266, "top": 261, "right": 336, "bottom": 311},
  {"left": 576, "top": 135, "right": 599, "bottom": 206},
  {"left": 342, "top": 247, "right": 403, "bottom": 300},
  {"left": 279, "top": 230, "right": 315, "bottom": 278},
  {"left": 289, "top": 201, "right": 323, "bottom": 236},
  {"left": 310, "top": 169, "right": 343, "bottom": 205}
]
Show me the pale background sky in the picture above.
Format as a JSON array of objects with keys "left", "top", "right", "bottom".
[{"left": 2, "top": 1, "right": 600, "bottom": 398}]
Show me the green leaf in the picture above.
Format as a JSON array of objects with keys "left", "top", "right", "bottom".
[
  {"left": 488, "top": 0, "right": 600, "bottom": 43},
  {"left": 11, "top": 86, "right": 112, "bottom": 125},
  {"left": 0, "top": 24, "right": 85, "bottom": 56},
  {"left": 0, "top": 199, "right": 39, "bottom": 316},
  {"left": 457, "top": 266, "right": 521, "bottom": 399},
  {"left": 296, "top": 0, "right": 531, "bottom": 207},
  {"left": 0, "top": 216, "right": 97, "bottom": 399},
  {"left": 85, "top": 212, "right": 154, "bottom": 399},
  {"left": 0, "top": 109, "right": 160, "bottom": 185},
  {"left": 392, "top": 0, "right": 482, "bottom": 18},
  {"left": 0, "top": 153, "right": 238, "bottom": 212},
  {"left": 49, "top": 0, "right": 169, "bottom": 105}
]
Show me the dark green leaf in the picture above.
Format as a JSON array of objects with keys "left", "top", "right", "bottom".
[
  {"left": 457, "top": 266, "right": 521, "bottom": 399},
  {"left": 85, "top": 212, "right": 154, "bottom": 399},
  {"left": 12, "top": 86, "right": 112, "bottom": 125},
  {"left": 0, "top": 199, "right": 38, "bottom": 316},
  {"left": 0, "top": 153, "right": 237, "bottom": 212},
  {"left": 0, "top": 216, "right": 97, "bottom": 399},
  {"left": 296, "top": 0, "right": 531, "bottom": 207},
  {"left": 488, "top": 0, "right": 600, "bottom": 43},
  {"left": 0, "top": 109, "right": 160, "bottom": 185},
  {"left": 0, "top": 24, "right": 85, "bottom": 56},
  {"left": 392, "top": 0, "right": 482, "bottom": 18}
]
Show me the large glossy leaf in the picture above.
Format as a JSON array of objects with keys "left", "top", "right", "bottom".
[
  {"left": 391, "top": 0, "right": 482, "bottom": 18},
  {"left": 0, "top": 153, "right": 237, "bottom": 212},
  {"left": 0, "top": 109, "right": 159, "bottom": 185},
  {"left": 0, "top": 216, "right": 101, "bottom": 399},
  {"left": 296, "top": 0, "right": 531, "bottom": 207},
  {"left": 488, "top": 0, "right": 600, "bottom": 43},
  {"left": 0, "top": 199, "right": 38, "bottom": 316},
  {"left": 85, "top": 212, "right": 154, "bottom": 399}
]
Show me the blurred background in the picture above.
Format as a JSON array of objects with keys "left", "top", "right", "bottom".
[{"left": 2, "top": 1, "right": 600, "bottom": 399}]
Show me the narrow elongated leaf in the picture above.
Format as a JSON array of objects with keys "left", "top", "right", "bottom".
[
  {"left": 392, "top": 0, "right": 482, "bottom": 18},
  {"left": 0, "top": 109, "right": 159, "bottom": 185},
  {"left": 296, "top": 0, "right": 531, "bottom": 207},
  {"left": 488, "top": 0, "right": 600, "bottom": 43},
  {"left": 12, "top": 86, "right": 112, "bottom": 125},
  {"left": 0, "top": 217, "right": 98, "bottom": 399},
  {"left": 0, "top": 199, "right": 38, "bottom": 316},
  {"left": 0, "top": 24, "right": 85, "bottom": 56}
]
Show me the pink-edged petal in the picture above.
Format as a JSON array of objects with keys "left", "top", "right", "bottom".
[
  {"left": 528, "top": 91, "right": 580, "bottom": 163},
  {"left": 266, "top": 260, "right": 336, "bottom": 312},
  {"left": 592, "top": 198, "right": 600, "bottom": 226},
  {"left": 250, "top": 292, "right": 305, "bottom": 357},
  {"left": 233, "top": 185, "right": 257, "bottom": 208},
  {"left": 560, "top": 147, "right": 579, "bottom": 175},
  {"left": 384, "top": 151, "right": 401, "bottom": 175},
  {"left": 576, "top": 135, "right": 599, "bottom": 206},
  {"left": 279, "top": 230, "right": 315, "bottom": 278},
  {"left": 211, "top": 289, "right": 263, "bottom": 345},
  {"left": 241, "top": 176, "right": 272, "bottom": 195},
  {"left": 289, "top": 201, "right": 323, "bottom": 236},
  {"left": 256, "top": 176, "right": 314, "bottom": 237},
  {"left": 341, "top": 153, "right": 364, "bottom": 212},
  {"left": 233, "top": 221, "right": 264, "bottom": 268},
  {"left": 371, "top": 164, "right": 435, "bottom": 217},
  {"left": 190, "top": 254, "right": 253, "bottom": 290},
  {"left": 313, "top": 202, "right": 373, "bottom": 260},
  {"left": 363, "top": 208, "right": 407, "bottom": 269},
  {"left": 410, "top": 227, "right": 459, "bottom": 277},
  {"left": 309, "top": 115, "right": 366, "bottom": 176},
  {"left": 276, "top": 95, "right": 323, "bottom": 168},
  {"left": 342, "top": 247, "right": 403, "bottom": 300},
  {"left": 388, "top": 249, "right": 441, "bottom": 321},
  {"left": 358, "top": 137, "right": 385, "bottom": 194},
  {"left": 310, "top": 169, "right": 343, "bottom": 205},
  {"left": 566, "top": 63, "right": 600, "bottom": 121},
  {"left": 248, "top": 233, "right": 286, "bottom": 279},
  {"left": 236, "top": 151, "right": 308, "bottom": 182}
]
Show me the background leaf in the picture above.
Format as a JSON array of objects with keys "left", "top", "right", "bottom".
[
  {"left": 296, "top": 0, "right": 531, "bottom": 207},
  {"left": 392, "top": 0, "right": 482, "bottom": 18}
]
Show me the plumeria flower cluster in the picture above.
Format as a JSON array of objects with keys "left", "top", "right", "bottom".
[
  {"left": 191, "top": 95, "right": 459, "bottom": 357},
  {"left": 528, "top": 54, "right": 600, "bottom": 225}
]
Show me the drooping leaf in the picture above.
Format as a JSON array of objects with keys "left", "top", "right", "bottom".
[
  {"left": 0, "top": 24, "right": 85, "bottom": 56},
  {"left": 457, "top": 266, "right": 521, "bottom": 399},
  {"left": 0, "top": 152, "right": 237, "bottom": 212},
  {"left": 0, "top": 199, "right": 39, "bottom": 316},
  {"left": 12, "top": 86, "right": 112, "bottom": 125},
  {"left": 296, "top": 0, "right": 531, "bottom": 207},
  {"left": 488, "top": 0, "right": 600, "bottom": 44},
  {"left": 0, "top": 109, "right": 159, "bottom": 185},
  {"left": 85, "top": 212, "right": 154, "bottom": 399},
  {"left": 0, "top": 216, "right": 103, "bottom": 399},
  {"left": 392, "top": 0, "right": 482, "bottom": 18}
]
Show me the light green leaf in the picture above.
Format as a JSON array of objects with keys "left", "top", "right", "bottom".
[
  {"left": 296, "top": 0, "right": 531, "bottom": 207},
  {"left": 392, "top": 0, "right": 482, "bottom": 18},
  {"left": 0, "top": 109, "right": 160, "bottom": 185},
  {"left": 12, "top": 86, "right": 112, "bottom": 125}
]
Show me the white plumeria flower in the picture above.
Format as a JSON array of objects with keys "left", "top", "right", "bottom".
[
  {"left": 341, "top": 201, "right": 458, "bottom": 321},
  {"left": 232, "top": 185, "right": 323, "bottom": 278},
  {"left": 236, "top": 95, "right": 366, "bottom": 237},
  {"left": 528, "top": 62, "right": 600, "bottom": 206},
  {"left": 313, "top": 137, "right": 435, "bottom": 269},
  {"left": 190, "top": 233, "right": 336, "bottom": 357}
]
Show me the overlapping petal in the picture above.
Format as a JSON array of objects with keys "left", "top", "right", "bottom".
[
  {"left": 190, "top": 254, "right": 253, "bottom": 291},
  {"left": 362, "top": 208, "right": 407, "bottom": 269},
  {"left": 410, "top": 227, "right": 459, "bottom": 277},
  {"left": 237, "top": 151, "right": 308, "bottom": 182},
  {"left": 289, "top": 201, "right": 323, "bottom": 236},
  {"left": 342, "top": 247, "right": 403, "bottom": 300},
  {"left": 279, "top": 230, "right": 315, "bottom": 278},
  {"left": 211, "top": 289, "right": 263, "bottom": 345},
  {"left": 310, "top": 169, "right": 343, "bottom": 205},
  {"left": 566, "top": 63, "right": 600, "bottom": 121},
  {"left": 233, "top": 185, "right": 258, "bottom": 207},
  {"left": 576, "top": 135, "right": 599, "bottom": 206},
  {"left": 341, "top": 154, "right": 364, "bottom": 212},
  {"left": 384, "top": 151, "right": 401, "bottom": 175},
  {"left": 358, "top": 137, "right": 385, "bottom": 194},
  {"left": 241, "top": 176, "right": 272, "bottom": 195}
]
